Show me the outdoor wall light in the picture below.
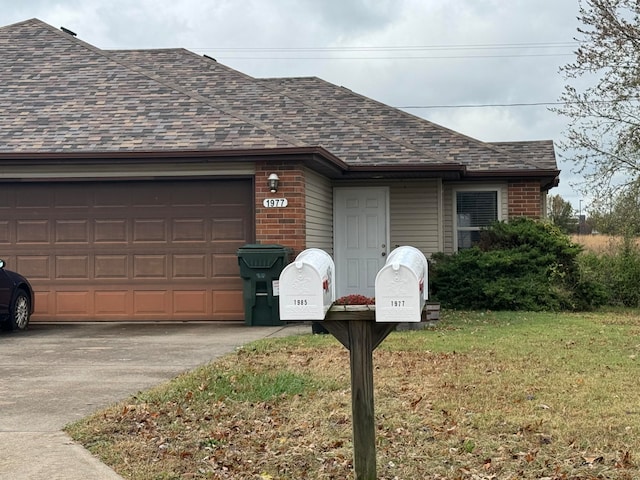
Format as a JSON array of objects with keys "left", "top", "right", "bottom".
[{"left": 268, "top": 173, "right": 280, "bottom": 193}]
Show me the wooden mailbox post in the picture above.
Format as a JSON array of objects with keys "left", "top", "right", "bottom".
[
  {"left": 322, "top": 306, "right": 396, "bottom": 480},
  {"left": 279, "top": 246, "right": 429, "bottom": 480}
]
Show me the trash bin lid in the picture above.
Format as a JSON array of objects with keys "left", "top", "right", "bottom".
[
  {"left": 237, "top": 244, "right": 289, "bottom": 252},
  {"left": 237, "top": 244, "right": 293, "bottom": 270}
]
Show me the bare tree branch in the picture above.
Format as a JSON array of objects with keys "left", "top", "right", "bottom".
[{"left": 554, "top": 0, "right": 640, "bottom": 202}]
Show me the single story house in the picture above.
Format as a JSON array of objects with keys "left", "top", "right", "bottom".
[{"left": 0, "top": 19, "right": 559, "bottom": 322}]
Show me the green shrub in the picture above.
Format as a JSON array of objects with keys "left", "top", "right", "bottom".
[
  {"left": 614, "top": 238, "right": 640, "bottom": 306},
  {"left": 430, "top": 217, "right": 603, "bottom": 311},
  {"left": 577, "top": 237, "right": 640, "bottom": 307}
]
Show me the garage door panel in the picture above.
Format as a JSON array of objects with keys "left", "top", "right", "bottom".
[
  {"left": 56, "top": 220, "right": 89, "bottom": 243},
  {"left": 17, "top": 220, "right": 49, "bottom": 243},
  {"left": 212, "top": 254, "right": 240, "bottom": 277},
  {"left": 16, "top": 187, "right": 51, "bottom": 208},
  {"left": 133, "top": 187, "right": 170, "bottom": 207},
  {"left": 173, "top": 255, "right": 207, "bottom": 278},
  {"left": 95, "top": 255, "right": 128, "bottom": 278},
  {"left": 56, "top": 291, "right": 91, "bottom": 315},
  {"left": 172, "top": 219, "right": 206, "bottom": 242},
  {"left": 214, "top": 184, "right": 252, "bottom": 203},
  {"left": 173, "top": 290, "right": 207, "bottom": 315},
  {"left": 95, "top": 220, "right": 128, "bottom": 243},
  {"left": 133, "top": 219, "right": 168, "bottom": 242},
  {"left": 94, "top": 291, "right": 128, "bottom": 315},
  {"left": 212, "top": 290, "right": 244, "bottom": 318},
  {"left": 55, "top": 187, "right": 89, "bottom": 208},
  {"left": 0, "top": 190, "right": 9, "bottom": 208},
  {"left": 94, "top": 190, "right": 129, "bottom": 208},
  {"left": 134, "top": 291, "right": 170, "bottom": 315},
  {"left": 33, "top": 290, "right": 51, "bottom": 316},
  {"left": 4, "top": 179, "right": 252, "bottom": 321},
  {"left": 133, "top": 255, "right": 168, "bottom": 279},
  {"left": 56, "top": 256, "right": 89, "bottom": 279},
  {"left": 0, "top": 222, "right": 9, "bottom": 245},
  {"left": 212, "top": 218, "right": 246, "bottom": 241},
  {"left": 17, "top": 256, "right": 50, "bottom": 279},
  {"left": 208, "top": 240, "right": 248, "bottom": 255},
  {"left": 171, "top": 185, "right": 210, "bottom": 207}
]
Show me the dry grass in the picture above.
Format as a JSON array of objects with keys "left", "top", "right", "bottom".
[
  {"left": 66, "top": 310, "right": 640, "bottom": 479},
  {"left": 571, "top": 234, "right": 640, "bottom": 253}
]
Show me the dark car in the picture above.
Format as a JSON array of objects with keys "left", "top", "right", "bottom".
[{"left": 0, "top": 259, "right": 34, "bottom": 331}]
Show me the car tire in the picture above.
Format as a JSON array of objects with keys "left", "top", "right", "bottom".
[{"left": 9, "top": 291, "right": 30, "bottom": 331}]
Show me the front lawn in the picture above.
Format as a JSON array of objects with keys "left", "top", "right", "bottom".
[{"left": 66, "top": 310, "right": 640, "bottom": 479}]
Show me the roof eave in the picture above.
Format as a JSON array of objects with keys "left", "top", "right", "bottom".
[
  {"left": 340, "top": 164, "right": 466, "bottom": 180},
  {"left": 338, "top": 165, "right": 560, "bottom": 187},
  {"left": 0, "top": 145, "right": 348, "bottom": 167},
  {"left": 0, "top": 149, "right": 560, "bottom": 189},
  {"left": 465, "top": 169, "right": 561, "bottom": 191}
]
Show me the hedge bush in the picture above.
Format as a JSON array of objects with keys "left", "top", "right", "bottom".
[
  {"left": 577, "top": 237, "right": 640, "bottom": 307},
  {"left": 430, "top": 217, "right": 603, "bottom": 311}
]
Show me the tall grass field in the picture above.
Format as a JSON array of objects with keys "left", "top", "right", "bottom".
[{"left": 572, "top": 234, "right": 640, "bottom": 253}]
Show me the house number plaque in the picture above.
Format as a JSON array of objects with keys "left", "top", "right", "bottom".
[{"left": 262, "top": 198, "right": 288, "bottom": 208}]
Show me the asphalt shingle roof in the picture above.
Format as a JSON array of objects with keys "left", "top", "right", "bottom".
[
  {"left": 0, "top": 18, "right": 558, "bottom": 176},
  {"left": 259, "top": 77, "right": 555, "bottom": 171},
  {"left": 0, "top": 19, "right": 296, "bottom": 153},
  {"left": 491, "top": 140, "right": 557, "bottom": 170},
  {"left": 106, "top": 48, "right": 444, "bottom": 167}
]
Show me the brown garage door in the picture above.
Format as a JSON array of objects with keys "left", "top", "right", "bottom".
[{"left": 0, "top": 179, "right": 253, "bottom": 321}]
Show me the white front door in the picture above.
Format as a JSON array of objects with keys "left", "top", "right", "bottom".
[{"left": 334, "top": 187, "right": 389, "bottom": 299}]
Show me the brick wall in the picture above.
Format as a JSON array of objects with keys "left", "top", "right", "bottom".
[
  {"left": 508, "top": 181, "right": 542, "bottom": 219},
  {"left": 255, "top": 162, "right": 306, "bottom": 255}
]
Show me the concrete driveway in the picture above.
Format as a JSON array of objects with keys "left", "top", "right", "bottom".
[{"left": 0, "top": 321, "right": 308, "bottom": 479}]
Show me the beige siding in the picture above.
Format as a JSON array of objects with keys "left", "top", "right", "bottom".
[
  {"left": 500, "top": 184, "right": 509, "bottom": 218},
  {"left": 305, "top": 168, "right": 333, "bottom": 253},
  {"left": 390, "top": 180, "right": 440, "bottom": 257},
  {"left": 443, "top": 183, "right": 454, "bottom": 253},
  {"left": 443, "top": 182, "right": 508, "bottom": 253}
]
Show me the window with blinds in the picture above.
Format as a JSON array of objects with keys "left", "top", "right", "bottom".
[{"left": 455, "top": 190, "right": 498, "bottom": 250}]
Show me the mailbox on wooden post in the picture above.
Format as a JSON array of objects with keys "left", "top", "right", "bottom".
[
  {"left": 278, "top": 248, "right": 335, "bottom": 321},
  {"left": 375, "top": 245, "right": 428, "bottom": 323}
]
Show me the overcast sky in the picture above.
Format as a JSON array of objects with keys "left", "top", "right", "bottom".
[{"left": 2, "top": 0, "right": 586, "bottom": 208}]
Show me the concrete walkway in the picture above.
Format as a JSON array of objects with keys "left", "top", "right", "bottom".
[{"left": 0, "top": 321, "right": 309, "bottom": 479}]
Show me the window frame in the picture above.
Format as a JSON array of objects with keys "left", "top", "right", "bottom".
[{"left": 453, "top": 186, "right": 503, "bottom": 251}]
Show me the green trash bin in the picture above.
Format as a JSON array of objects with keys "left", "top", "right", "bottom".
[{"left": 237, "top": 244, "right": 293, "bottom": 326}]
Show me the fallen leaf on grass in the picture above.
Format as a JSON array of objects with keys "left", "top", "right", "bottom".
[
  {"left": 582, "top": 455, "right": 604, "bottom": 466},
  {"left": 616, "top": 450, "right": 633, "bottom": 468}
]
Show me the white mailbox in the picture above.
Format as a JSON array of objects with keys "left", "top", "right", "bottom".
[
  {"left": 375, "top": 246, "right": 428, "bottom": 323},
  {"left": 279, "top": 248, "right": 335, "bottom": 321}
]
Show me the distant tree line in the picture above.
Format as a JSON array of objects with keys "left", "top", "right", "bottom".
[
  {"left": 548, "top": 188, "right": 640, "bottom": 237},
  {"left": 588, "top": 180, "right": 640, "bottom": 236},
  {"left": 547, "top": 194, "right": 578, "bottom": 234}
]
